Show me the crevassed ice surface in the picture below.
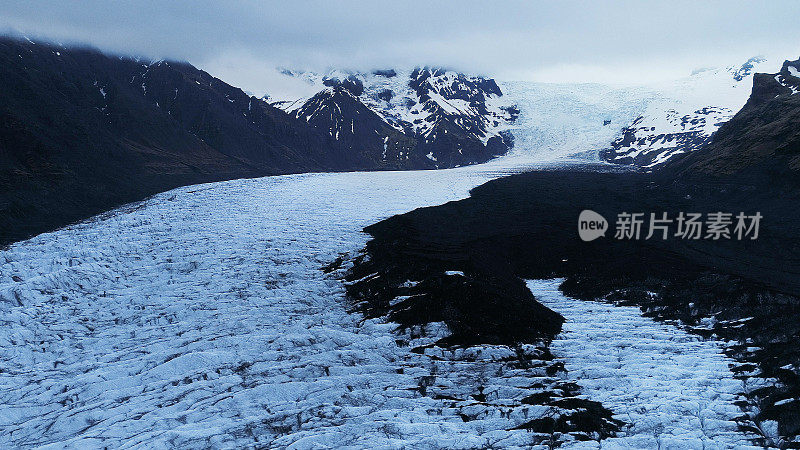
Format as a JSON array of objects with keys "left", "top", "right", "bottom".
[
  {"left": 0, "top": 83, "right": 756, "bottom": 448},
  {"left": 0, "top": 168, "right": 529, "bottom": 449},
  {"left": 498, "top": 81, "right": 654, "bottom": 162},
  {"left": 528, "top": 279, "right": 761, "bottom": 449}
]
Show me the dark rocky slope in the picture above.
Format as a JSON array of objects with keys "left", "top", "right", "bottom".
[
  {"left": 293, "top": 86, "right": 423, "bottom": 169},
  {"left": 675, "top": 58, "right": 800, "bottom": 184},
  {"left": 0, "top": 39, "right": 515, "bottom": 246},
  {"left": 0, "top": 37, "right": 346, "bottom": 245},
  {"left": 347, "top": 60, "right": 800, "bottom": 446}
]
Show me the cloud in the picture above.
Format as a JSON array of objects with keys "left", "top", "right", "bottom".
[{"left": 2, "top": 0, "right": 800, "bottom": 95}]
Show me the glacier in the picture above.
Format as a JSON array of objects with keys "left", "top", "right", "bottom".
[
  {"left": 0, "top": 80, "right": 766, "bottom": 448},
  {"left": 0, "top": 160, "right": 582, "bottom": 448},
  {"left": 528, "top": 279, "right": 762, "bottom": 449}
]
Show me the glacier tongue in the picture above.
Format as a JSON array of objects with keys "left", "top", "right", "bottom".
[
  {"left": 498, "top": 81, "right": 653, "bottom": 162},
  {"left": 528, "top": 279, "right": 760, "bottom": 449},
  {"left": 0, "top": 162, "right": 574, "bottom": 448},
  {"left": 0, "top": 161, "right": 760, "bottom": 448}
]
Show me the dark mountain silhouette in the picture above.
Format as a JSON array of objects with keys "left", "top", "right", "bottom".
[
  {"left": 0, "top": 38, "right": 512, "bottom": 245},
  {"left": 0, "top": 37, "right": 342, "bottom": 244}
]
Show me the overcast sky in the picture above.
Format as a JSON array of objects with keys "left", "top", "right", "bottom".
[{"left": 3, "top": 1, "right": 800, "bottom": 97}]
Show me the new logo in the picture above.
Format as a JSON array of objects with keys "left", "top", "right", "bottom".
[{"left": 578, "top": 210, "right": 608, "bottom": 241}]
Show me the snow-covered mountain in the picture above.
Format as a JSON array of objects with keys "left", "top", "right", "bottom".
[
  {"left": 600, "top": 57, "right": 773, "bottom": 167},
  {"left": 272, "top": 57, "right": 782, "bottom": 170},
  {"left": 291, "top": 86, "right": 421, "bottom": 169},
  {"left": 272, "top": 68, "right": 517, "bottom": 168}
]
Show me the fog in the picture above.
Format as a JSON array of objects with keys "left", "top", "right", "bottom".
[{"left": 3, "top": 0, "right": 799, "bottom": 96}]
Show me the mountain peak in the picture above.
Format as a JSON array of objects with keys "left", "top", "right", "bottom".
[
  {"left": 321, "top": 74, "right": 364, "bottom": 96},
  {"left": 273, "top": 66, "right": 516, "bottom": 166}
]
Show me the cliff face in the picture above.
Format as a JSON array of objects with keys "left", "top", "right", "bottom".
[{"left": 675, "top": 59, "right": 800, "bottom": 185}]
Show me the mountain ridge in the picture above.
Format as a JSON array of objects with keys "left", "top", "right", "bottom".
[
  {"left": 0, "top": 38, "right": 514, "bottom": 245},
  {"left": 671, "top": 57, "right": 800, "bottom": 185},
  {"left": 601, "top": 57, "right": 773, "bottom": 168},
  {"left": 273, "top": 66, "right": 517, "bottom": 168}
]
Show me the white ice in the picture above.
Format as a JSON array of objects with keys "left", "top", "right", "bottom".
[
  {"left": 528, "top": 279, "right": 761, "bottom": 449},
  {"left": 0, "top": 157, "right": 589, "bottom": 449}
]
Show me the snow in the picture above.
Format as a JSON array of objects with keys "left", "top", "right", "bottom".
[
  {"left": 787, "top": 66, "right": 799, "bottom": 78},
  {"left": 270, "top": 68, "right": 514, "bottom": 145},
  {"left": 527, "top": 279, "right": 761, "bottom": 449},
  {"left": 602, "top": 58, "right": 780, "bottom": 166},
  {"left": 775, "top": 74, "right": 800, "bottom": 95}
]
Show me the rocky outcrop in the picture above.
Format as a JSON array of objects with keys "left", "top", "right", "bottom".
[
  {"left": 294, "top": 86, "right": 422, "bottom": 169},
  {"left": 675, "top": 58, "right": 800, "bottom": 183},
  {"left": 600, "top": 107, "right": 728, "bottom": 167},
  {"left": 277, "top": 67, "right": 517, "bottom": 168}
]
